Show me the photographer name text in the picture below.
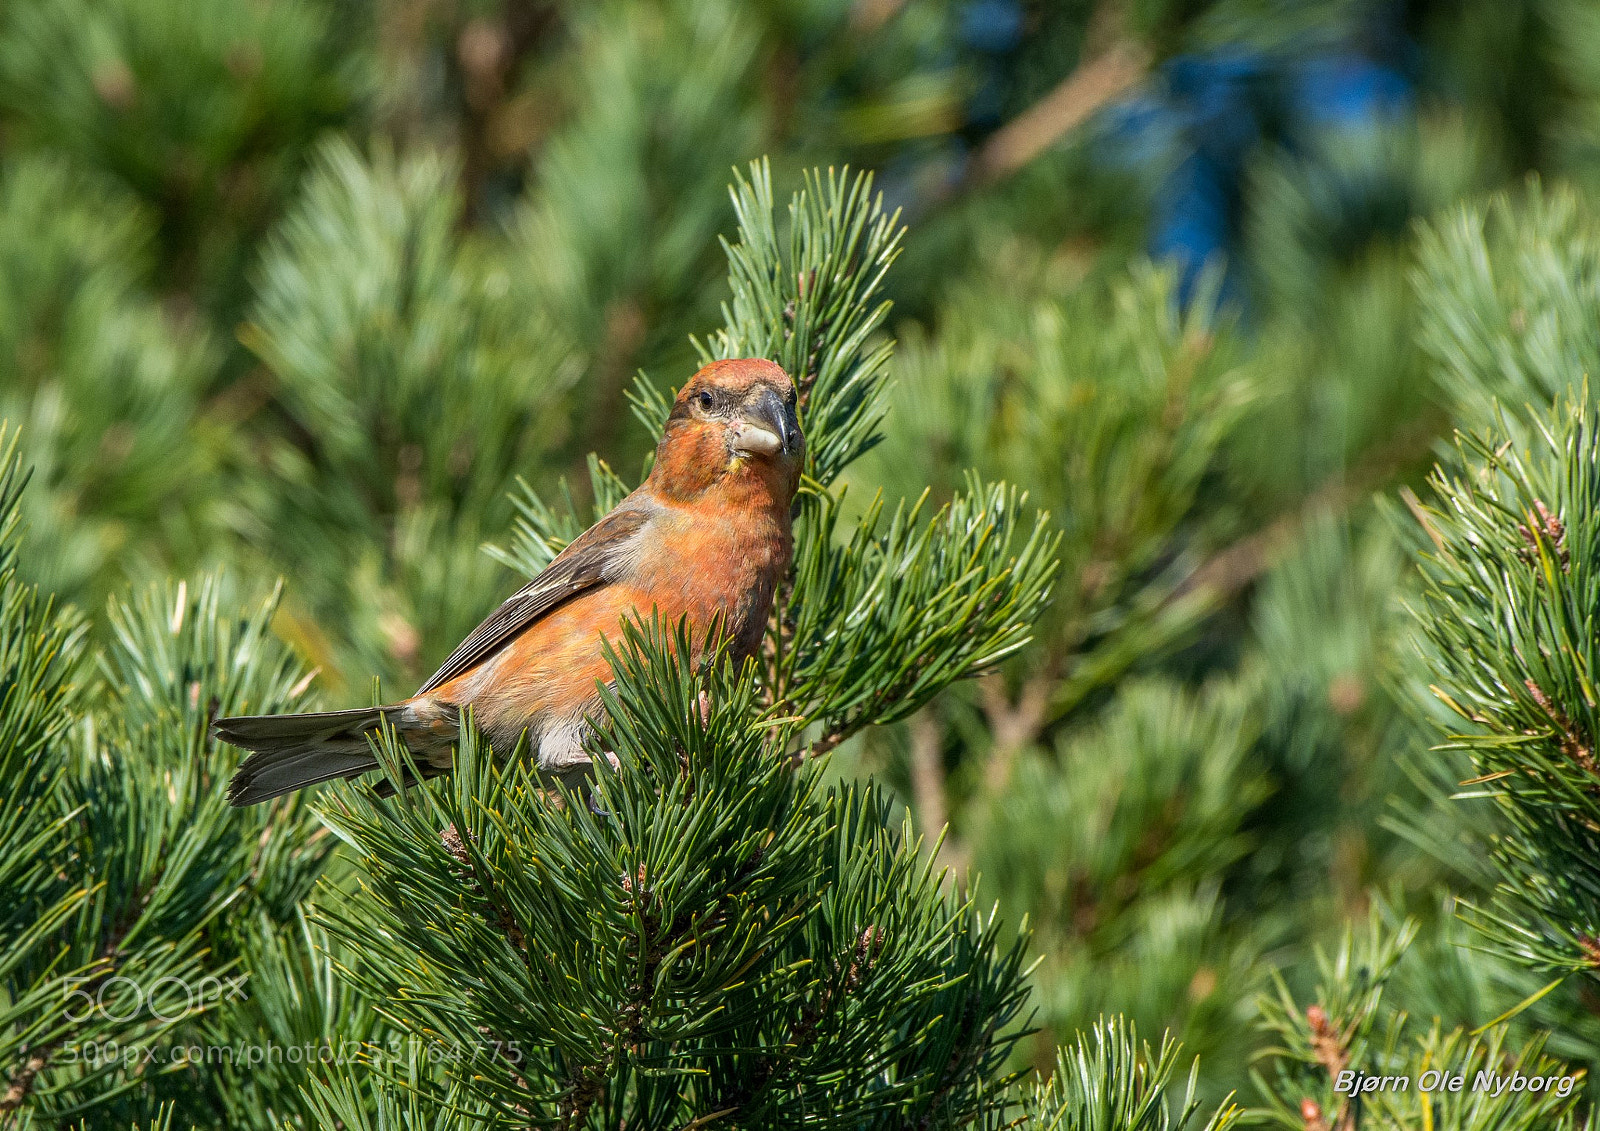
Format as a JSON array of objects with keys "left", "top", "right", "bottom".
[{"left": 1335, "top": 1069, "right": 1577, "bottom": 1098}]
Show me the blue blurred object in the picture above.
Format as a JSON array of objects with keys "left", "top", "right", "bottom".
[
  {"left": 1097, "top": 30, "right": 1416, "bottom": 311},
  {"left": 960, "top": 0, "right": 1024, "bottom": 54},
  {"left": 1150, "top": 152, "right": 1240, "bottom": 309},
  {"left": 1165, "top": 50, "right": 1269, "bottom": 160},
  {"left": 1105, "top": 49, "right": 1270, "bottom": 309},
  {"left": 1290, "top": 53, "right": 1411, "bottom": 129},
  {"left": 960, "top": 1, "right": 1025, "bottom": 128}
]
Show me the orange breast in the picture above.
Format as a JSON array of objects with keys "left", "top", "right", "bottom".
[{"left": 630, "top": 500, "right": 790, "bottom": 660}]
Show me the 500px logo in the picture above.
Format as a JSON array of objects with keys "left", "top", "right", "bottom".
[{"left": 62, "top": 973, "right": 249, "bottom": 1024}]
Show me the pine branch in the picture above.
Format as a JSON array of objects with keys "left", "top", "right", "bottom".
[
  {"left": 316, "top": 619, "right": 1035, "bottom": 1127},
  {"left": 1016, "top": 1015, "right": 1240, "bottom": 1131},
  {"left": 1405, "top": 392, "right": 1600, "bottom": 980},
  {"left": 1247, "top": 911, "right": 1587, "bottom": 1131},
  {"left": 779, "top": 476, "right": 1058, "bottom": 756}
]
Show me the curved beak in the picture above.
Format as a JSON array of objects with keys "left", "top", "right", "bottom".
[{"left": 732, "top": 387, "right": 798, "bottom": 457}]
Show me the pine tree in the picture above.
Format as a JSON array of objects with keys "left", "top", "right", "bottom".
[
  {"left": 0, "top": 0, "right": 353, "bottom": 321},
  {"left": 1397, "top": 184, "right": 1600, "bottom": 1067},
  {"left": 300, "top": 161, "right": 1065, "bottom": 1128},
  {"left": 0, "top": 157, "right": 1252, "bottom": 1129},
  {"left": 14, "top": 0, "right": 1600, "bottom": 1126},
  {"left": 1335, "top": 179, "right": 1600, "bottom": 1124},
  {"left": 0, "top": 429, "right": 337, "bottom": 1121},
  {"left": 0, "top": 155, "right": 221, "bottom": 611},
  {"left": 238, "top": 138, "right": 575, "bottom": 694}
]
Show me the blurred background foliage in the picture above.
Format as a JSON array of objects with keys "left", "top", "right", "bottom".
[{"left": 8, "top": 0, "right": 1600, "bottom": 1114}]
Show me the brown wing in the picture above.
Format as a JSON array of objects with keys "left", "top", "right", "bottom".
[{"left": 415, "top": 502, "right": 653, "bottom": 695}]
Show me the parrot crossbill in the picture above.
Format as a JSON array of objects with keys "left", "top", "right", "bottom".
[{"left": 218, "top": 357, "right": 802, "bottom": 805}]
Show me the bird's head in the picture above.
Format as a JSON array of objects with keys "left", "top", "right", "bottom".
[{"left": 651, "top": 358, "right": 803, "bottom": 502}]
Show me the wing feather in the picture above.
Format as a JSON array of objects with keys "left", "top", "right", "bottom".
[{"left": 415, "top": 502, "right": 653, "bottom": 695}]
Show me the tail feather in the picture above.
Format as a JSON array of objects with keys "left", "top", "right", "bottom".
[{"left": 218, "top": 705, "right": 397, "bottom": 806}]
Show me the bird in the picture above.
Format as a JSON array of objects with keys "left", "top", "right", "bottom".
[{"left": 218, "top": 357, "right": 803, "bottom": 806}]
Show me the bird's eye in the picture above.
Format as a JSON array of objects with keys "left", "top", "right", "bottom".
[
  {"left": 786, "top": 390, "right": 797, "bottom": 409},
  {"left": 697, "top": 390, "right": 715, "bottom": 410}
]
